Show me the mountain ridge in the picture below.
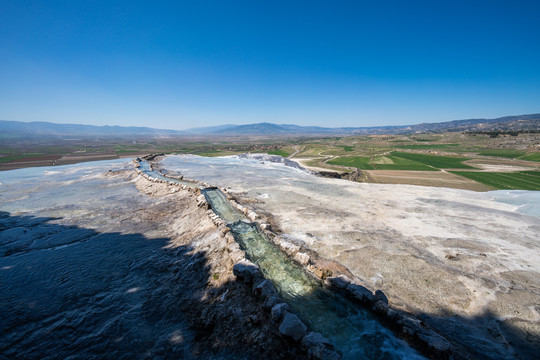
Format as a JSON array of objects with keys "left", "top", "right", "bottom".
[{"left": 1, "top": 113, "right": 539, "bottom": 138}]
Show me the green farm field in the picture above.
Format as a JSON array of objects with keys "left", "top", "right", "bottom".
[
  {"left": 390, "top": 152, "right": 474, "bottom": 169},
  {"left": 2, "top": 130, "right": 540, "bottom": 191},
  {"left": 451, "top": 171, "right": 540, "bottom": 191},
  {"left": 327, "top": 152, "right": 473, "bottom": 171},
  {"left": 292, "top": 132, "right": 540, "bottom": 190},
  {"left": 267, "top": 149, "right": 291, "bottom": 157}
]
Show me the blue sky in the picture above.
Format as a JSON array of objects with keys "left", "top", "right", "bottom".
[{"left": 1, "top": 1, "right": 539, "bottom": 130}]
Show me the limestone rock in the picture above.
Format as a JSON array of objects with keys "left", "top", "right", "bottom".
[
  {"left": 271, "top": 303, "right": 290, "bottom": 323},
  {"left": 262, "top": 295, "right": 281, "bottom": 312},
  {"left": 373, "top": 289, "right": 389, "bottom": 314},
  {"left": 260, "top": 223, "right": 271, "bottom": 231},
  {"left": 375, "top": 289, "right": 388, "bottom": 305},
  {"left": 398, "top": 316, "right": 425, "bottom": 339},
  {"left": 301, "top": 331, "right": 331, "bottom": 349},
  {"left": 385, "top": 308, "right": 399, "bottom": 321},
  {"left": 252, "top": 279, "right": 276, "bottom": 300},
  {"left": 294, "top": 252, "right": 310, "bottom": 266},
  {"left": 327, "top": 275, "right": 351, "bottom": 289},
  {"left": 225, "top": 232, "right": 235, "bottom": 243},
  {"left": 279, "top": 312, "right": 307, "bottom": 342},
  {"left": 373, "top": 300, "right": 389, "bottom": 315},
  {"left": 417, "top": 330, "right": 453, "bottom": 358},
  {"left": 233, "top": 260, "right": 260, "bottom": 283},
  {"left": 279, "top": 241, "right": 300, "bottom": 256},
  {"left": 346, "top": 283, "right": 375, "bottom": 303},
  {"left": 246, "top": 210, "right": 258, "bottom": 221},
  {"left": 301, "top": 332, "right": 341, "bottom": 360},
  {"left": 310, "top": 265, "right": 333, "bottom": 279}
]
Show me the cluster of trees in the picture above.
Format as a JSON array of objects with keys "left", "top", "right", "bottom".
[
  {"left": 215, "top": 143, "right": 284, "bottom": 152},
  {"left": 465, "top": 130, "right": 540, "bottom": 138}
]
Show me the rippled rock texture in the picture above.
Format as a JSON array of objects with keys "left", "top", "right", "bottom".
[
  {"left": 0, "top": 160, "right": 305, "bottom": 360},
  {"left": 161, "top": 154, "right": 540, "bottom": 360}
]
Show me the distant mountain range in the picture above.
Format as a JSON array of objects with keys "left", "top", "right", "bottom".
[
  {"left": 194, "top": 114, "right": 540, "bottom": 135},
  {"left": 1, "top": 113, "right": 539, "bottom": 139},
  {"left": 0, "top": 120, "right": 181, "bottom": 138}
]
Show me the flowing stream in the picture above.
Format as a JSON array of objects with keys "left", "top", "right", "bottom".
[
  {"left": 138, "top": 160, "right": 202, "bottom": 188},
  {"left": 141, "top": 160, "right": 424, "bottom": 359}
]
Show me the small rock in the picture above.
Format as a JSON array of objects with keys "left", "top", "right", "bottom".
[
  {"left": 312, "top": 266, "right": 333, "bottom": 279},
  {"left": 373, "top": 290, "right": 389, "bottom": 314},
  {"left": 262, "top": 295, "right": 281, "bottom": 311},
  {"left": 246, "top": 211, "right": 258, "bottom": 221},
  {"left": 279, "top": 312, "right": 307, "bottom": 342},
  {"left": 327, "top": 275, "right": 351, "bottom": 289},
  {"left": 374, "top": 289, "right": 388, "bottom": 305},
  {"left": 302, "top": 332, "right": 341, "bottom": 360},
  {"left": 260, "top": 223, "right": 271, "bottom": 231},
  {"left": 279, "top": 241, "right": 300, "bottom": 256},
  {"left": 416, "top": 330, "right": 453, "bottom": 358},
  {"left": 225, "top": 232, "right": 235, "bottom": 243},
  {"left": 252, "top": 279, "right": 276, "bottom": 299},
  {"left": 271, "top": 303, "right": 290, "bottom": 323},
  {"left": 398, "top": 316, "right": 425, "bottom": 339},
  {"left": 386, "top": 308, "right": 399, "bottom": 321},
  {"left": 233, "top": 260, "right": 260, "bottom": 284},
  {"left": 301, "top": 332, "right": 332, "bottom": 349},
  {"left": 373, "top": 300, "right": 388, "bottom": 315},
  {"left": 346, "top": 283, "right": 375, "bottom": 303},
  {"left": 294, "top": 252, "right": 310, "bottom": 266},
  {"left": 220, "top": 227, "right": 231, "bottom": 235}
]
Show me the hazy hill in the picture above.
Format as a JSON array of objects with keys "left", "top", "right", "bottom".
[
  {"left": 2, "top": 113, "right": 539, "bottom": 140},
  {"left": 0, "top": 120, "right": 184, "bottom": 138},
  {"left": 398, "top": 114, "right": 540, "bottom": 134},
  {"left": 184, "top": 114, "right": 540, "bottom": 135}
]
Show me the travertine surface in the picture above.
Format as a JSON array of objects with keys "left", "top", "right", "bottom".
[
  {"left": 163, "top": 154, "right": 540, "bottom": 359},
  {"left": 0, "top": 159, "right": 306, "bottom": 360}
]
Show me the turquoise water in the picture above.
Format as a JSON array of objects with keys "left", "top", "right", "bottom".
[
  {"left": 197, "top": 187, "right": 425, "bottom": 359},
  {"left": 0, "top": 157, "right": 426, "bottom": 359},
  {"left": 136, "top": 159, "right": 425, "bottom": 359},
  {"left": 138, "top": 160, "right": 202, "bottom": 188},
  {"left": 230, "top": 220, "right": 422, "bottom": 359},
  {"left": 201, "top": 188, "right": 245, "bottom": 223},
  {"left": 489, "top": 190, "right": 540, "bottom": 217}
]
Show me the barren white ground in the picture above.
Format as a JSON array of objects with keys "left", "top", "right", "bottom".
[{"left": 163, "top": 154, "right": 540, "bottom": 359}]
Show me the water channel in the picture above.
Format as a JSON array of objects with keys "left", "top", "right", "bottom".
[
  {"left": 141, "top": 160, "right": 424, "bottom": 359},
  {"left": 138, "top": 159, "right": 202, "bottom": 188}
]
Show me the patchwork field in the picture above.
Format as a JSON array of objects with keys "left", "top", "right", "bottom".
[
  {"left": 368, "top": 170, "right": 492, "bottom": 191},
  {"left": 451, "top": 171, "right": 540, "bottom": 191},
  {"left": 289, "top": 132, "right": 540, "bottom": 191},
  {"left": 1, "top": 131, "right": 539, "bottom": 191}
]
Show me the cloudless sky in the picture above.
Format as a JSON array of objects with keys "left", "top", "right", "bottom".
[{"left": 1, "top": 0, "right": 539, "bottom": 129}]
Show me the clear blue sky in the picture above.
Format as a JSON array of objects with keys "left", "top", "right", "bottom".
[{"left": 1, "top": 1, "right": 539, "bottom": 130}]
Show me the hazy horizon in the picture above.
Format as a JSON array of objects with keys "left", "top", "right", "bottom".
[
  {"left": 2, "top": 112, "right": 540, "bottom": 132},
  {"left": 1, "top": 1, "right": 539, "bottom": 130}
]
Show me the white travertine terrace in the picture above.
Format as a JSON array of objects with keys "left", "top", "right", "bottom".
[{"left": 163, "top": 154, "right": 540, "bottom": 359}]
